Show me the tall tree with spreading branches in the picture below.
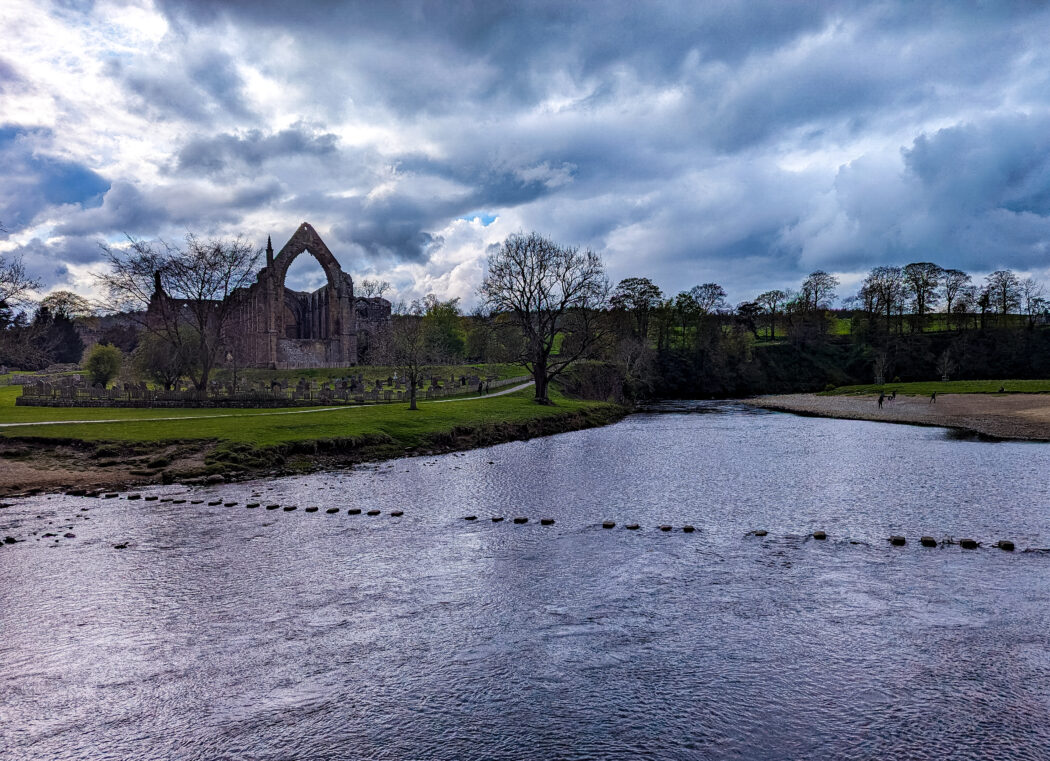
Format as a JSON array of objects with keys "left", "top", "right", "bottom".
[
  {"left": 479, "top": 231, "right": 609, "bottom": 404},
  {"left": 94, "top": 234, "right": 260, "bottom": 393}
]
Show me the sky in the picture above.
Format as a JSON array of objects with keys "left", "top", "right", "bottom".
[{"left": 2, "top": 0, "right": 1050, "bottom": 308}]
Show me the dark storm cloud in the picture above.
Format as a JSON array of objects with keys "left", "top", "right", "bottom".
[
  {"left": 14, "top": 0, "right": 1050, "bottom": 302},
  {"left": 3, "top": 235, "right": 103, "bottom": 290},
  {"left": 0, "top": 126, "right": 109, "bottom": 232},
  {"left": 54, "top": 182, "right": 169, "bottom": 237},
  {"left": 105, "top": 49, "right": 253, "bottom": 125},
  {"left": 173, "top": 127, "right": 339, "bottom": 176}
]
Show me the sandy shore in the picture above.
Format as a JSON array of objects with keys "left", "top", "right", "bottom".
[{"left": 747, "top": 393, "right": 1050, "bottom": 441}]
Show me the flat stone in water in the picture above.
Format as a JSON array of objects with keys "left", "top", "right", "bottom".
[
  {"left": 812, "top": 531, "right": 827, "bottom": 540},
  {"left": 347, "top": 508, "right": 362, "bottom": 515},
  {"left": 514, "top": 517, "right": 528, "bottom": 524},
  {"left": 366, "top": 510, "right": 381, "bottom": 516},
  {"left": 266, "top": 504, "right": 280, "bottom": 510},
  {"left": 602, "top": 521, "right": 615, "bottom": 529},
  {"left": 682, "top": 525, "right": 695, "bottom": 533},
  {"left": 326, "top": 508, "right": 339, "bottom": 514},
  {"left": 390, "top": 510, "right": 403, "bottom": 517},
  {"left": 540, "top": 518, "right": 554, "bottom": 525},
  {"left": 208, "top": 500, "right": 222, "bottom": 506},
  {"left": 144, "top": 496, "right": 158, "bottom": 501},
  {"left": 305, "top": 506, "right": 318, "bottom": 513},
  {"left": 626, "top": 524, "right": 640, "bottom": 530},
  {"left": 283, "top": 506, "right": 297, "bottom": 512},
  {"left": 920, "top": 536, "right": 938, "bottom": 547}
]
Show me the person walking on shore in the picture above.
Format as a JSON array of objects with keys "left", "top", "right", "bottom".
[
  {"left": 878, "top": 392, "right": 885, "bottom": 409},
  {"left": 930, "top": 391, "right": 937, "bottom": 404}
]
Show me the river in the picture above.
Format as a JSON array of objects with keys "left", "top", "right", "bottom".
[{"left": 2, "top": 402, "right": 1049, "bottom": 760}]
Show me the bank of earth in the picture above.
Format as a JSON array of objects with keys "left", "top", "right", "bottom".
[
  {"left": 748, "top": 383, "right": 1050, "bottom": 441},
  {"left": 0, "top": 388, "right": 626, "bottom": 497}
]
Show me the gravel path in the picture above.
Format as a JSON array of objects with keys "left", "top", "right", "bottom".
[{"left": 746, "top": 392, "right": 1050, "bottom": 441}]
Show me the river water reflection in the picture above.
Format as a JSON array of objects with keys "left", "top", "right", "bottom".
[{"left": 2, "top": 402, "right": 1050, "bottom": 760}]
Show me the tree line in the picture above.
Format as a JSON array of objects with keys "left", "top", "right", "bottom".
[{"left": 2, "top": 226, "right": 1048, "bottom": 402}]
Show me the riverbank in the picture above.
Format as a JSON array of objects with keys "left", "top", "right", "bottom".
[
  {"left": 0, "top": 389, "right": 627, "bottom": 496},
  {"left": 747, "top": 392, "right": 1050, "bottom": 441}
]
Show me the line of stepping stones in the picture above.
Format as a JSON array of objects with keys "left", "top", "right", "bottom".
[
  {"left": 462, "top": 519, "right": 1028, "bottom": 550},
  {"left": 0, "top": 493, "right": 1033, "bottom": 554}
]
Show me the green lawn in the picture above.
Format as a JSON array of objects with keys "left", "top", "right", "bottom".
[
  {"left": 821, "top": 379, "right": 1050, "bottom": 396},
  {"left": 0, "top": 386, "right": 617, "bottom": 448},
  {"left": 216, "top": 362, "right": 527, "bottom": 385}
]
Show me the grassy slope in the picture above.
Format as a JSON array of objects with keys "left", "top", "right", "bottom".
[
  {"left": 822, "top": 379, "right": 1050, "bottom": 396},
  {"left": 0, "top": 387, "right": 622, "bottom": 448}
]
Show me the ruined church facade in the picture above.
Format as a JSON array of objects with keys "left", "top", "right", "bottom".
[{"left": 154, "top": 223, "right": 390, "bottom": 369}]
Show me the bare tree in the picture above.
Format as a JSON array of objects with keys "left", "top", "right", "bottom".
[
  {"left": 800, "top": 270, "right": 839, "bottom": 312},
  {"left": 610, "top": 277, "right": 663, "bottom": 342},
  {"left": 940, "top": 268, "right": 971, "bottom": 330},
  {"left": 689, "top": 283, "right": 728, "bottom": 314},
  {"left": 902, "top": 262, "right": 942, "bottom": 331},
  {"left": 479, "top": 231, "right": 609, "bottom": 404},
  {"left": 0, "top": 253, "right": 40, "bottom": 310},
  {"left": 755, "top": 289, "right": 787, "bottom": 340},
  {"left": 1020, "top": 276, "right": 1046, "bottom": 328},
  {"left": 985, "top": 269, "right": 1021, "bottom": 321},
  {"left": 388, "top": 300, "right": 434, "bottom": 410},
  {"left": 94, "top": 234, "right": 260, "bottom": 392},
  {"left": 360, "top": 278, "right": 391, "bottom": 298}
]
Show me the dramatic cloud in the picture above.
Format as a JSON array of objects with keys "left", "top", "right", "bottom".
[{"left": 3, "top": 0, "right": 1050, "bottom": 304}]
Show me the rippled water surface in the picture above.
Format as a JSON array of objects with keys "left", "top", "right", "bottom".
[{"left": 3, "top": 403, "right": 1050, "bottom": 760}]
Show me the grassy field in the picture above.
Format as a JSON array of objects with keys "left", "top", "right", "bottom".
[
  {"left": 0, "top": 385, "right": 618, "bottom": 447},
  {"left": 822, "top": 379, "right": 1050, "bottom": 396},
  {"left": 214, "top": 362, "right": 527, "bottom": 385}
]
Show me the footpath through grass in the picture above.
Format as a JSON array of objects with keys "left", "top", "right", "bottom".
[
  {"left": 821, "top": 379, "right": 1050, "bottom": 396},
  {"left": 0, "top": 387, "right": 621, "bottom": 449}
]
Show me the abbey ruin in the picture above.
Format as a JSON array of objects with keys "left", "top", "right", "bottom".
[{"left": 149, "top": 222, "right": 391, "bottom": 368}]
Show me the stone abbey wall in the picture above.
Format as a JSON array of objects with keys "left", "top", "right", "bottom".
[{"left": 150, "top": 222, "right": 390, "bottom": 369}]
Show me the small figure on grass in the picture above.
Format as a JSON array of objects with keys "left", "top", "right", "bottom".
[
  {"left": 930, "top": 391, "right": 937, "bottom": 404},
  {"left": 877, "top": 392, "right": 885, "bottom": 409}
]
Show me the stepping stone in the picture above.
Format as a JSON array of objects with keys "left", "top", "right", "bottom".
[
  {"left": 104, "top": 493, "right": 118, "bottom": 499},
  {"left": 682, "top": 525, "right": 695, "bottom": 533},
  {"left": 246, "top": 503, "right": 260, "bottom": 508},
  {"left": 659, "top": 525, "right": 672, "bottom": 532},
  {"left": 812, "top": 531, "right": 827, "bottom": 540},
  {"left": 144, "top": 496, "right": 158, "bottom": 501},
  {"left": 283, "top": 506, "right": 297, "bottom": 512},
  {"left": 208, "top": 500, "right": 222, "bottom": 506},
  {"left": 305, "top": 506, "right": 318, "bottom": 513},
  {"left": 190, "top": 500, "right": 203, "bottom": 504},
  {"left": 920, "top": 536, "right": 938, "bottom": 547},
  {"left": 601, "top": 521, "right": 615, "bottom": 529},
  {"left": 997, "top": 540, "right": 1015, "bottom": 551},
  {"left": 390, "top": 510, "right": 403, "bottom": 517},
  {"left": 625, "top": 524, "right": 640, "bottom": 530},
  {"left": 513, "top": 517, "right": 528, "bottom": 524},
  {"left": 266, "top": 504, "right": 280, "bottom": 510},
  {"left": 540, "top": 518, "right": 554, "bottom": 525},
  {"left": 366, "top": 510, "right": 380, "bottom": 516},
  {"left": 127, "top": 494, "right": 141, "bottom": 500},
  {"left": 960, "top": 538, "right": 978, "bottom": 549},
  {"left": 223, "top": 502, "right": 236, "bottom": 507},
  {"left": 326, "top": 508, "right": 339, "bottom": 514},
  {"left": 889, "top": 535, "right": 906, "bottom": 546},
  {"left": 464, "top": 515, "right": 478, "bottom": 521},
  {"left": 172, "top": 500, "right": 185, "bottom": 504},
  {"left": 491, "top": 517, "right": 504, "bottom": 522},
  {"left": 347, "top": 508, "right": 362, "bottom": 515}
]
